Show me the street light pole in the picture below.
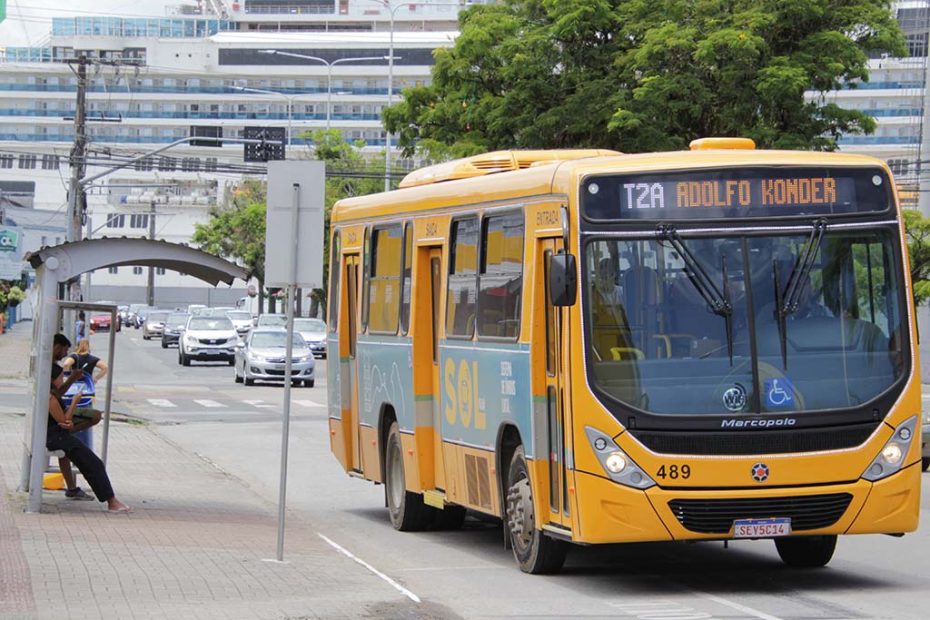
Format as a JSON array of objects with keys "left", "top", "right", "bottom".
[{"left": 259, "top": 50, "right": 397, "bottom": 134}]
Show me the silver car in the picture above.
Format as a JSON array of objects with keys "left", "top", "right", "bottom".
[
  {"left": 294, "top": 318, "right": 327, "bottom": 358},
  {"left": 234, "top": 328, "right": 315, "bottom": 387},
  {"left": 142, "top": 311, "right": 170, "bottom": 340}
]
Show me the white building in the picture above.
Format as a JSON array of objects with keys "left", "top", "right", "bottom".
[{"left": 0, "top": 0, "right": 469, "bottom": 306}]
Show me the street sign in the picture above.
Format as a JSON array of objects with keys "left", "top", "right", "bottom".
[
  {"left": 265, "top": 161, "right": 325, "bottom": 288},
  {"left": 243, "top": 126, "right": 286, "bottom": 162},
  {"left": 0, "top": 225, "right": 23, "bottom": 279},
  {"left": 190, "top": 125, "right": 223, "bottom": 147}
]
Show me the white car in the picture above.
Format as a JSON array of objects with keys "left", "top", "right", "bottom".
[
  {"left": 225, "top": 310, "right": 254, "bottom": 338},
  {"left": 294, "top": 318, "right": 327, "bottom": 358},
  {"left": 178, "top": 316, "right": 238, "bottom": 366}
]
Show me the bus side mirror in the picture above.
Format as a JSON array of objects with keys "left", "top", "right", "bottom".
[{"left": 549, "top": 253, "right": 577, "bottom": 307}]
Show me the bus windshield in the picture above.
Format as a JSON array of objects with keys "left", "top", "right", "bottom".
[{"left": 584, "top": 229, "right": 905, "bottom": 415}]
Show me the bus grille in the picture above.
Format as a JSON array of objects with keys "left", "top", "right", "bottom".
[
  {"left": 668, "top": 493, "right": 853, "bottom": 534},
  {"left": 630, "top": 423, "right": 878, "bottom": 455}
]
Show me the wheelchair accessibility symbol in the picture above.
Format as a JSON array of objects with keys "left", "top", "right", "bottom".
[{"left": 764, "top": 378, "right": 794, "bottom": 409}]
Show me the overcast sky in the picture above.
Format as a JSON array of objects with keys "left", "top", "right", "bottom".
[{"left": 0, "top": 0, "right": 186, "bottom": 47}]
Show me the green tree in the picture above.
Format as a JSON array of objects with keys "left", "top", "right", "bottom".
[
  {"left": 384, "top": 0, "right": 905, "bottom": 156},
  {"left": 192, "top": 180, "right": 269, "bottom": 309},
  {"left": 904, "top": 209, "right": 930, "bottom": 307},
  {"left": 192, "top": 130, "right": 386, "bottom": 317}
]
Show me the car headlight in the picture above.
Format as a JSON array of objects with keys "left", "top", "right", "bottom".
[
  {"left": 862, "top": 416, "right": 917, "bottom": 482},
  {"left": 248, "top": 352, "right": 265, "bottom": 362},
  {"left": 924, "top": 411, "right": 930, "bottom": 425},
  {"left": 184, "top": 334, "right": 197, "bottom": 345},
  {"left": 585, "top": 427, "right": 655, "bottom": 489}
]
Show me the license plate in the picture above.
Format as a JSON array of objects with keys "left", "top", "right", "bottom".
[{"left": 732, "top": 518, "right": 791, "bottom": 538}]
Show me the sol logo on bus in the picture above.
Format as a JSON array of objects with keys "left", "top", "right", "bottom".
[{"left": 443, "top": 358, "right": 487, "bottom": 430}]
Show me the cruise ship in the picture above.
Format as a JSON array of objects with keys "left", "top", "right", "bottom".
[{"left": 0, "top": 0, "right": 472, "bottom": 307}]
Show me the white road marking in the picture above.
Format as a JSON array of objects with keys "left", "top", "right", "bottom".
[
  {"left": 146, "top": 398, "right": 176, "bottom": 408},
  {"left": 193, "top": 399, "right": 226, "bottom": 408},
  {"left": 695, "top": 592, "right": 785, "bottom": 620},
  {"left": 242, "top": 399, "right": 276, "bottom": 409},
  {"left": 317, "top": 534, "right": 420, "bottom": 603},
  {"left": 293, "top": 399, "right": 326, "bottom": 408}
]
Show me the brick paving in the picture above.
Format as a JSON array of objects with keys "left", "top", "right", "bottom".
[{"left": 0, "top": 322, "right": 423, "bottom": 620}]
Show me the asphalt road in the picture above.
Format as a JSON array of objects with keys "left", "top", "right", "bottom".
[{"left": 84, "top": 330, "right": 930, "bottom": 619}]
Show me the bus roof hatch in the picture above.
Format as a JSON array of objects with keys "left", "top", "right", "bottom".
[
  {"left": 689, "top": 137, "right": 756, "bottom": 150},
  {"left": 398, "top": 149, "right": 621, "bottom": 188}
]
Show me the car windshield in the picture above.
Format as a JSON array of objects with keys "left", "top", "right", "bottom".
[
  {"left": 147, "top": 312, "right": 169, "bottom": 322},
  {"left": 258, "top": 315, "right": 287, "bottom": 327},
  {"left": 585, "top": 229, "right": 905, "bottom": 415},
  {"left": 294, "top": 319, "right": 326, "bottom": 333},
  {"left": 166, "top": 313, "right": 190, "bottom": 327},
  {"left": 227, "top": 311, "right": 251, "bottom": 320},
  {"left": 188, "top": 317, "right": 233, "bottom": 330},
  {"left": 250, "top": 332, "right": 306, "bottom": 348}
]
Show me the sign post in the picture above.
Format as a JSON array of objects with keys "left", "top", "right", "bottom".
[
  {"left": 264, "top": 161, "right": 325, "bottom": 562},
  {"left": 0, "top": 225, "right": 23, "bottom": 280}
]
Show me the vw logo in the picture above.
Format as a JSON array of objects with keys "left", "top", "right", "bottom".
[
  {"left": 722, "top": 385, "right": 747, "bottom": 412},
  {"left": 751, "top": 463, "right": 770, "bottom": 483}
]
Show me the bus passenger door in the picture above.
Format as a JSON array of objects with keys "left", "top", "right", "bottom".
[
  {"left": 540, "top": 238, "right": 571, "bottom": 528},
  {"left": 340, "top": 253, "right": 362, "bottom": 472},
  {"left": 427, "top": 248, "right": 446, "bottom": 491}
]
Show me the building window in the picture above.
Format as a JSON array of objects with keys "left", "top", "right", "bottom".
[
  {"left": 158, "top": 156, "right": 176, "bottom": 171},
  {"left": 367, "top": 224, "right": 403, "bottom": 334},
  {"left": 130, "top": 214, "right": 149, "bottom": 228},
  {"left": 41, "top": 154, "right": 60, "bottom": 170},
  {"left": 108, "top": 266, "right": 118, "bottom": 274},
  {"left": 0, "top": 154, "right": 13, "bottom": 168},
  {"left": 477, "top": 212, "right": 524, "bottom": 339},
  {"left": 134, "top": 157, "right": 153, "bottom": 171},
  {"left": 446, "top": 217, "right": 479, "bottom": 338},
  {"left": 132, "top": 266, "right": 143, "bottom": 275},
  {"left": 41, "top": 235, "right": 47, "bottom": 246},
  {"left": 18, "top": 154, "right": 37, "bottom": 169},
  {"left": 156, "top": 267, "right": 166, "bottom": 275},
  {"left": 105, "top": 214, "right": 126, "bottom": 228}
]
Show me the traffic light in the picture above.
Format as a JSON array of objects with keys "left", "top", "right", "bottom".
[{"left": 243, "top": 126, "right": 286, "bottom": 162}]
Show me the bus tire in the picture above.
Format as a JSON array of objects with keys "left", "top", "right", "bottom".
[
  {"left": 922, "top": 457, "right": 929, "bottom": 472},
  {"left": 385, "top": 421, "right": 432, "bottom": 531},
  {"left": 505, "top": 446, "right": 567, "bottom": 574},
  {"left": 774, "top": 535, "right": 837, "bottom": 568}
]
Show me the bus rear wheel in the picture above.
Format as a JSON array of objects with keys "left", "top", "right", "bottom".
[
  {"left": 385, "top": 422, "right": 432, "bottom": 531},
  {"left": 505, "top": 446, "right": 567, "bottom": 574},
  {"left": 774, "top": 535, "right": 837, "bottom": 568}
]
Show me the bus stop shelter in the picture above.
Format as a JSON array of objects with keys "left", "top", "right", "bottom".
[{"left": 20, "top": 238, "right": 249, "bottom": 513}]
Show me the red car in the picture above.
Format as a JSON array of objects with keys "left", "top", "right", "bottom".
[{"left": 89, "top": 312, "right": 120, "bottom": 332}]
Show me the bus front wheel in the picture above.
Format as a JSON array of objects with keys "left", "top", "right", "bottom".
[
  {"left": 385, "top": 422, "right": 432, "bottom": 531},
  {"left": 505, "top": 446, "right": 567, "bottom": 574},
  {"left": 774, "top": 535, "right": 837, "bottom": 568}
]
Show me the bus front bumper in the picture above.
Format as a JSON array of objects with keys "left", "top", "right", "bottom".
[{"left": 571, "top": 464, "right": 920, "bottom": 544}]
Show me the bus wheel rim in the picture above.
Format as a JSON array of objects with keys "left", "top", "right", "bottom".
[
  {"left": 388, "top": 441, "right": 404, "bottom": 509},
  {"left": 506, "top": 476, "right": 534, "bottom": 553}
]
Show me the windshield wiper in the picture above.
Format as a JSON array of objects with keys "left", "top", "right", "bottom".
[
  {"left": 773, "top": 218, "right": 828, "bottom": 369},
  {"left": 657, "top": 225, "right": 734, "bottom": 364}
]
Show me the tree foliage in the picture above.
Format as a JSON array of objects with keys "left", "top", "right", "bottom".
[
  {"left": 904, "top": 209, "right": 930, "bottom": 307},
  {"left": 384, "top": 0, "right": 905, "bottom": 156},
  {"left": 191, "top": 129, "right": 385, "bottom": 316}
]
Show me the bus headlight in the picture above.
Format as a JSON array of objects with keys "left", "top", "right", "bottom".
[
  {"left": 585, "top": 427, "right": 655, "bottom": 489},
  {"left": 862, "top": 416, "right": 917, "bottom": 482}
]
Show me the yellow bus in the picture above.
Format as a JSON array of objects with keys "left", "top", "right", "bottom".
[{"left": 326, "top": 138, "right": 920, "bottom": 573}]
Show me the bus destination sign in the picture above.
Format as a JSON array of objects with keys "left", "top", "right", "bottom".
[{"left": 581, "top": 167, "right": 890, "bottom": 221}]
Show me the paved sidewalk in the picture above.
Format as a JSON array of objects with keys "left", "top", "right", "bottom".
[{"left": 0, "top": 322, "right": 430, "bottom": 620}]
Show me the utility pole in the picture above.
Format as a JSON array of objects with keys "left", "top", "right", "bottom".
[
  {"left": 66, "top": 56, "right": 89, "bottom": 304},
  {"left": 147, "top": 200, "right": 156, "bottom": 306}
]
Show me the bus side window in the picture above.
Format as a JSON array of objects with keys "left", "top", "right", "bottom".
[
  {"left": 478, "top": 211, "right": 524, "bottom": 339},
  {"left": 447, "top": 217, "right": 479, "bottom": 338},
  {"left": 399, "top": 223, "right": 413, "bottom": 335},
  {"left": 368, "top": 225, "right": 403, "bottom": 334}
]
